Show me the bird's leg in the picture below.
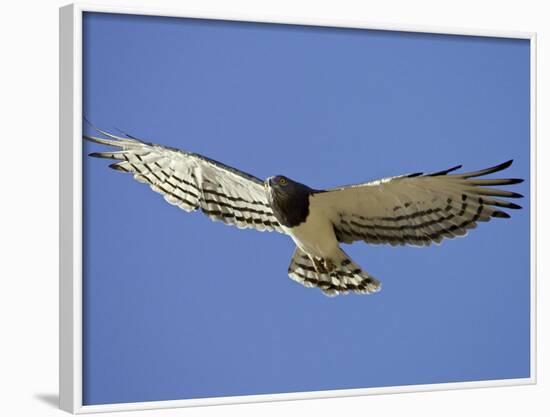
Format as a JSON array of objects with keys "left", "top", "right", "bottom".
[
  {"left": 323, "top": 258, "right": 336, "bottom": 273},
  {"left": 311, "top": 256, "right": 328, "bottom": 274},
  {"left": 311, "top": 256, "right": 336, "bottom": 274}
]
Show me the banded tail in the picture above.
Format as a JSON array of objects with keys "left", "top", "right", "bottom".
[{"left": 287, "top": 247, "right": 381, "bottom": 296}]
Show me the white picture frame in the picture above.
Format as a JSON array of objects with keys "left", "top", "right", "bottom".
[{"left": 59, "top": 2, "right": 537, "bottom": 413}]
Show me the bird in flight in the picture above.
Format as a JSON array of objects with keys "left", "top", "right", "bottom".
[{"left": 86, "top": 127, "right": 523, "bottom": 296}]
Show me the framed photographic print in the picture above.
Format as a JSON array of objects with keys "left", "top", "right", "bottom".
[{"left": 60, "top": 2, "right": 536, "bottom": 413}]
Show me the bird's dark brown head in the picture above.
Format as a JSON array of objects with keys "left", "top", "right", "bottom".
[{"left": 265, "top": 175, "right": 314, "bottom": 228}]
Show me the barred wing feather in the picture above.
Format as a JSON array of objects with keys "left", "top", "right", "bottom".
[
  {"left": 313, "top": 161, "right": 523, "bottom": 247},
  {"left": 85, "top": 129, "right": 283, "bottom": 233}
]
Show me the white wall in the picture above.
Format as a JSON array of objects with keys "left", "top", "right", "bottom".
[{"left": 0, "top": 0, "right": 546, "bottom": 416}]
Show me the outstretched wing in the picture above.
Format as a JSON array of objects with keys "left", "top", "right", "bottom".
[
  {"left": 312, "top": 161, "right": 523, "bottom": 247},
  {"left": 85, "top": 128, "right": 283, "bottom": 233}
]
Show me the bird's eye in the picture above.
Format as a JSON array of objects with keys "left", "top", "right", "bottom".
[{"left": 279, "top": 177, "right": 287, "bottom": 185}]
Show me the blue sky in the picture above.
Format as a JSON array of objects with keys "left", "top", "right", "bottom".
[{"left": 82, "top": 12, "right": 531, "bottom": 405}]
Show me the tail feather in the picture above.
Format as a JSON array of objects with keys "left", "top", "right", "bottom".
[{"left": 287, "top": 247, "right": 381, "bottom": 296}]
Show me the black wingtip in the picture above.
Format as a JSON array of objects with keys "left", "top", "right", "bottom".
[
  {"left": 83, "top": 116, "right": 102, "bottom": 134},
  {"left": 491, "top": 211, "right": 511, "bottom": 219},
  {"left": 509, "top": 192, "right": 524, "bottom": 199},
  {"left": 427, "top": 164, "right": 463, "bottom": 176},
  {"left": 108, "top": 163, "right": 128, "bottom": 172},
  {"left": 491, "top": 159, "right": 514, "bottom": 171},
  {"left": 463, "top": 159, "right": 516, "bottom": 179},
  {"left": 508, "top": 178, "right": 524, "bottom": 185},
  {"left": 114, "top": 126, "right": 139, "bottom": 140},
  {"left": 493, "top": 159, "right": 514, "bottom": 172},
  {"left": 89, "top": 152, "right": 119, "bottom": 160}
]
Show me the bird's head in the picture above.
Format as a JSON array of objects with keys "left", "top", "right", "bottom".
[
  {"left": 266, "top": 175, "right": 301, "bottom": 193},
  {"left": 265, "top": 175, "right": 314, "bottom": 227},
  {"left": 265, "top": 175, "right": 314, "bottom": 204},
  {"left": 267, "top": 175, "right": 289, "bottom": 188}
]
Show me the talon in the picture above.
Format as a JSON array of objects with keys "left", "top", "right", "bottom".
[
  {"left": 311, "top": 257, "right": 328, "bottom": 274},
  {"left": 310, "top": 257, "right": 336, "bottom": 274},
  {"left": 324, "top": 259, "right": 336, "bottom": 272}
]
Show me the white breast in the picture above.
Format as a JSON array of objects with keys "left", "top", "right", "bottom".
[{"left": 283, "top": 194, "right": 340, "bottom": 258}]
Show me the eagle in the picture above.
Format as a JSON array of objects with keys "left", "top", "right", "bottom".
[{"left": 85, "top": 127, "right": 523, "bottom": 297}]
